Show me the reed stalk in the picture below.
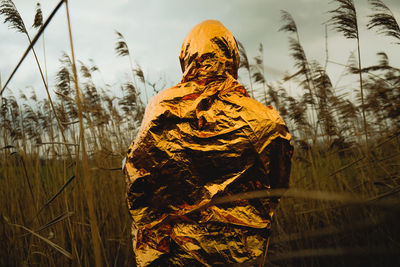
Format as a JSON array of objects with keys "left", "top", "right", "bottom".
[{"left": 64, "top": 1, "right": 103, "bottom": 266}]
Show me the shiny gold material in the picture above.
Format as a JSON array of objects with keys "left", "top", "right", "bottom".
[{"left": 124, "top": 20, "right": 293, "bottom": 266}]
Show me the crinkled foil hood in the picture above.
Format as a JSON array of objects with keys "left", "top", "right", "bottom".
[{"left": 179, "top": 20, "right": 240, "bottom": 82}]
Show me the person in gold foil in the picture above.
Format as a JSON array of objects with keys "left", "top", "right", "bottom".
[{"left": 123, "top": 20, "right": 293, "bottom": 266}]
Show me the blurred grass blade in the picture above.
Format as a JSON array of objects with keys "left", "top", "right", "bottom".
[
  {"left": 0, "top": 145, "right": 14, "bottom": 150},
  {"left": 268, "top": 246, "right": 396, "bottom": 262},
  {"left": 35, "top": 211, "right": 74, "bottom": 233},
  {"left": 191, "top": 188, "right": 400, "bottom": 214},
  {"left": 22, "top": 211, "right": 74, "bottom": 237},
  {"left": 34, "top": 175, "right": 75, "bottom": 220},
  {"left": 369, "top": 185, "right": 400, "bottom": 201},
  {"left": 10, "top": 222, "right": 73, "bottom": 259},
  {"left": 37, "top": 141, "right": 78, "bottom": 146}
]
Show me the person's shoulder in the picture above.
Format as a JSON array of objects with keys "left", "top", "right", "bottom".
[
  {"left": 249, "top": 100, "right": 286, "bottom": 126},
  {"left": 141, "top": 83, "right": 192, "bottom": 122},
  {"left": 147, "top": 86, "right": 175, "bottom": 106},
  {"left": 241, "top": 98, "right": 292, "bottom": 143},
  {"left": 147, "top": 82, "right": 193, "bottom": 106},
  {"left": 145, "top": 84, "right": 180, "bottom": 111},
  {"left": 226, "top": 93, "right": 286, "bottom": 126}
]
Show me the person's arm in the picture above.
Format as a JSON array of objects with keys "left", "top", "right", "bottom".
[{"left": 268, "top": 138, "right": 292, "bottom": 190}]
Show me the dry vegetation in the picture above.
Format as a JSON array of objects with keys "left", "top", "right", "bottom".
[{"left": 0, "top": 0, "right": 399, "bottom": 266}]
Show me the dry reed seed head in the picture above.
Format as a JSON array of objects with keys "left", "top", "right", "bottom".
[
  {"left": 312, "top": 62, "right": 333, "bottom": 91},
  {"left": 135, "top": 66, "right": 145, "bottom": 83},
  {"left": 279, "top": 10, "right": 298, "bottom": 33},
  {"left": 0, "top": 0, "right": 26, "bottom": 33},
  {"left": 258, "top": 43, "right": 263, "bottom": 53},
  {"left": 346, "top": 52, "right": 359, "bottom": 74},
  {"left": 367, "top": 0, "right": 400, "bottom": 43},
  {"left": 19, "top": 90, "right": 27, "bottom": 101},
  {"left": 362, "top": 64, "right": 400, "bottom": 125},
  {"left": 328, "top": 0, "right": 359, "bottom": 39},
  {"left": 30, "top": 89, "right": 37, "bottom": 102},
  {"left": 118, "top": 81, "right": 141, "bottom": 116},
  {"left": 56, "top": 67, "right": 72, "bottom": 96},
  {"left": 279, "top": 10, "right": 314, "bottom": 97},
  {"left": 115, "top": 31, "right": 130, "bottom": 57},
  {"left": 89, "top": 59, "right": 99, "bottom": 72},
  {"left": 268, "top": 85, "right": 279, "bottom": 103},
  {"left": 341, "top": 100, "right": 358, "bottom": 121},
  {"left": 288, "top": 37, "right": 308, "bottom": 71},
  {"left": 286, "top": 96, "right": 309, "bottom": 129},
  {"left": 0, "top": 97, "right": 7, "bottom": 114},
  {"left": 79, "top": 61, "right": 92, "bottom": 79},
  {"left": 376, "top": 52, "right": 389, "bottom": 66},
  {"left": 253, "top": 43, "right": 264, "bottom": 66},
  {"left": 250, "top": 43, "right": 266, "bottom": 85},
  {"left": 32, "top": 2, "right": 42, "bottom": 29},
  {"left": 237, "top": 40, "right": 250, "bottom": 70},
  {"left": 252, "top": 71, "right": 265, "bottom": 84}
]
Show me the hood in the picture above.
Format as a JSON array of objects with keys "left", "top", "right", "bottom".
[{"left": 179, "top": 20, "right": 240, "bottom": 83}]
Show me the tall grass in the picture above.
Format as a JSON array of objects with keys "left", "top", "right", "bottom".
[{"left": 0, "top": 1, "right": 399, "bottom": 266}]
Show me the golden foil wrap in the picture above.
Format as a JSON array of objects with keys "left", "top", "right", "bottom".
[{"left": 124, "top": 20, "right": 293, "bottom": 266}]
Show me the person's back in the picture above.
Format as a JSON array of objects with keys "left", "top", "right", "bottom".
[{"left": 124, "top": 20, "right": 293, "bottom": 266}]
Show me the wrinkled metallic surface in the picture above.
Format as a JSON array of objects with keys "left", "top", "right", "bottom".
[{"left": 124, "top": 20, "right": 293, "bottom": 267}]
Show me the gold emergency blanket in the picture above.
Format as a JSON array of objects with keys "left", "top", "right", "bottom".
[{"left": 124, "top": 20, "right": 293, "bottom": 266}]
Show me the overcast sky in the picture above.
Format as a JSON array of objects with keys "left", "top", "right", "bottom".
[{"left": 1, "top": 0, "right": 399, "bottom": 101}]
